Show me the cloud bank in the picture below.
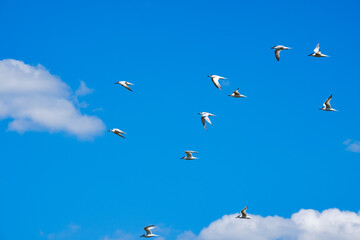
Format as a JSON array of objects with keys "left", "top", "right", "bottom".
[
  {"left": 178, "top": 208, "right": 360, "bottom": 240},
  {"left": 0, "top": 59, "right": 105, "bottom": 139}
]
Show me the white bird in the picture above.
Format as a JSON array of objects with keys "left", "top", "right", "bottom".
[
  {"left": 271, "top": 45, "right": 291, "bottom": 61},
  {"left": 208, "top": 75, "right": 226, "bottom": 90},
  {"left": 115, "top": 81, "right": 134, "bottom": 91},
  {"left": 236, "top": 206, "right": 251, "bottom": 219},
  {"left": 319, "top": 94, "right": 337, "bottom": 111},
  {"left": 181, "top": 151, "right": 198, "bottom": 160},
  {"left": 199, "top": 112, "right": 215, "bottom": 130},
  {"left": 229, "top": 88, "right": 246, "bottom": 98},
  {"left": 140, "top": 225, "right": 158, "bottom": 238},
  {"left": 108, "top": 128, "right": 126, "bottom": 138},
  {"left": 309, "top": 43, "right": 329, "bottom": 57}
]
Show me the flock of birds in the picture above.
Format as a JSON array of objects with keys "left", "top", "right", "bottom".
[{"left": 108, "top": 43, "right": 335, "bottom": 238}]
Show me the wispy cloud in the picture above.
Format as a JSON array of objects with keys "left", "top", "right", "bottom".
[
  {"left": 0, "top": 59, "right": 105, "bottom": 140},
  {"left": 177, "top": 208, "right": 360, "bottom": 240},
  {"left": 41, "top": 223, "right": 80, "bottom": 240},
  {"left": 343, "top": 139, "right": 360, "bottom": 153},
  {"left": 75, "top": 81, "right": 93, "bottom": 97},
  {"left": 101, "top": 227, "right": 169, "bottom": 240},
  {"left": 101, "top": 230, "right": 137, "bottom": 240},
  {"left": 73, "top": 80, "right": 94, "bottom": 108}
]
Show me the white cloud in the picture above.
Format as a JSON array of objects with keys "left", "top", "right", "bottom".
[
  {"left": 41, "top": 223, "right": 80, "bottom": 240},
  {"left": 343, "top": 139, "right": 360, "bottom": 153},
  {"left": 178, "top": 208, "right": 360, "bottom": 240},
  {"left": 177, "top": 231, "right": 197, "bottom": 240},
  {"left": 101, "top": 230, "right": 136, "bottom": 240},
  {"left": 0, "top": 59, "right": 105, "bottom": 139},
  {"left": 73, "top": 80, "right": 94, "bottom": 108},
  {"left": 75, "top": 80, "right": 93, "bottom": 97}
]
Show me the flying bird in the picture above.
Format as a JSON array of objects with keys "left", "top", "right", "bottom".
[
  {"left": 108, "top": 128, "right": 126, "bottom": 138},
  {"left": 236, "top": 206, "right": 251, "bottom": 219},
  {"left": 181, "top": 151, "right": 199, "bottom": 160},
  {"left": 115, "top": 81, "right": 134, "bottom": 91},
  {"left": 309, "top": 43, "right": 329, "bottom": 57},
  {"left": 199, "top": 112, "right": 215, "bottom": 130},
  {"left": 271, "top": 45, "right": 291, "bottom": 61},
  {"left": 208, "top": 75, "right": 226, "bottom": 90},
  {"left": 140, "top": 225, "right": 158, "bottom": 238},
  {"left": 229, "top": 88, "right": 246, "bottom": 98},
  {"left": 319, "top": 94, "right": 337, "bottom": 111}
]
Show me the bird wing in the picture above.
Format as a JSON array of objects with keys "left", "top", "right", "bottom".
[
  {"left": 211, "top": 77, "right": 222, "bottom": 90},
  {"left": 186, "top": 150, "right": 198, "bottom": 153},
  {"left": 204, "top": 116, "right": 212, "bottom": 125},
  {"left": 234, "top": 88, "right": 240, "bottom": 95},
  {"left": 115, "top": 132, "right": 126, "bottom": 138},
  {"left": 144, "top": 225, "right": 155, "bottom": 235},
  {"left": 201, "top": 116, "right": 207, "bottom": 130},
  {"left": 121, "top": 83, "right": 133, "bottom": 91},
  {"left": 241, "top": 206, "right": 248, "bottom": 217},
  {"left": 275, "top": 49, "right": 280, "bottom": 61},
  {"left": 314, "top": 43, "right": 320, "bottom": 53},
  {"left": 126, "top": 82, "right": 134, "bottom": 85},
  {"left": 324, "top": 94, "right": 332, "bottom": 108}
]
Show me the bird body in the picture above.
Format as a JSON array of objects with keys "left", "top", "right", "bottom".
[
  {"left": 140, "top": 225, "right": 158, "bottom": 238},
  {"left": 208, "top": 75, "right": 226, "bottom": 90},
  {"left": 319, "top": 94, "right": 337, "bottom": 111},
  {"left": 181, "top": 151, "right": 198, "bottom": 160},
  {"left": 229, "top": 88, "right": 246, "bottom": 98},
  {"left": 236, "top": 206, "right": 251, "bottom": 219},
  {"left": 108, "top": 128, "right": 126, "bottom": 138},
  {"left": 309, "top": 43, "right": 329, "bottom": 57},
  {"left": 271, "top": 45, "right": 291, "bottom": 61},
  {"left": 115, "top": 81, "right": 134, "bottom": 91},
  {"left": 199, "top": 112, "right": 216, "bottom": 130}
]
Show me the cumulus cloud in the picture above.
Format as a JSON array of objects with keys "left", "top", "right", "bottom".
[
  {"left": 179, "top": 208, "right": 360, "bottom": 240},
  {"left": 343, "top": 139, "right": 360, "bottom": 153},
  {"left": 0, "top": 59, "right": 105, "bottom": 139}
]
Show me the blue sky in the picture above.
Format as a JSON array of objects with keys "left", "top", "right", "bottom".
[{"left": 1, "top": 0, "right": 360, "bottom": 239}]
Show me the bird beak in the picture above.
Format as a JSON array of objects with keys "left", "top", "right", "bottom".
[
  {"left": 114, "top": 82, "right": 118, "bottom": 84},
  {"left": 308, "top": 53, "right": 313, "bottom": 56}
]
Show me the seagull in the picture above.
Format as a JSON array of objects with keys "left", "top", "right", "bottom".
[
  {"left": 140, "top": 225, "right": 158, "bottom": 238},
  {"left": 319, "top": 94, "right": 337, "bottom": 111},
  {"left": 108, "top": 128, "right": 126, "bottom": 138},
  {"left": 236, "top": 206, "right": 251, "bottom": 219},
  {"left": 181, "top": 151, "right": 198, "bottom": 160},
  {"left": 271, "top": 45, "right": 291, "bottom": 61},
  {"left": 309, "top": 43, "right": 329, "bottom": 57},
  {"left": 229, "top": 88, "right": 246, "bottom": 98},
  {"left": 115, "top": 81, "right": 134, "bottom": 91},
  {"left": 199, "top": 112, "right": 215, "bottom": 130},
  {"left": 208, "top": 75, "right": 226, "bottom": 90}
]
